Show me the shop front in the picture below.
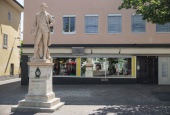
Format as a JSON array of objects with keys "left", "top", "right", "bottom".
[
  {"left": 52, "top": 56, "right": 137, "bottom": 84},
  {"left": 21, "top": 46, "right": 170, "bottom": 85}
]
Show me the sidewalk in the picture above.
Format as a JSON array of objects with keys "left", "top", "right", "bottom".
[
  {"left": 0, "top": 79, "right": 170, "bottom": 115},
  {"left": 0, "top": 75, "right": 21, "bottom": 85},
  {"left": 0, "top": 75, "right": 20, "bottom": 81}
]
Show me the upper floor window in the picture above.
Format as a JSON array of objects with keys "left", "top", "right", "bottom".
[
  {"left": 108, "top": 14, "right": 122, "bottom": 34},
  {"left": 63, "top": 15, "right": 76, "bottom": 34},
  {"left": 131, "top": 14, "right": 146, "bottom": 33},
  {"left": 3, "top": 34, "right": 8, "bottom": 48},
  {"left": 156, "top": 22, "right": 170, "bottom": 32},
  {"left": 8, "top": 12, "right": 12, "bottom": 22},
  {"left": 85, "top": 15, "right": 98, "bottom": 33},
  {"left": 50, "top": 16, "right": 54, "bottom": 34}
]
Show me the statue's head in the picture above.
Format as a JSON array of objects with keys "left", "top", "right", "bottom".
[{"left": 40, "top": 3, "right": 47, "bottom": 11}]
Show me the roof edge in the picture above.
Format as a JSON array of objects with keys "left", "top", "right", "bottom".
[
  {"left": 19, "top": 44, "right": 170, "bottom": 48},
  {"left": 13, "top": 0, "right": 24, "bottom": 9}
]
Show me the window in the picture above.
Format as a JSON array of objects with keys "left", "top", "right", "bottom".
[
  {"left": 156, "top": 22, "right": 170, "bottom": 32},
  {"left": 106, "top": 58, "right": 132, "bottom": 77},
  {"left": 8, "top": 12, "right": 12, "bottom": 22},
  {"left": 50, "top": 16, "right": 54, "bottom": 34},
  {"left": 131, "top": 14, "right": 146, "bottom": 33},
  {"left": 85, "top": 15, "right": 98, "bottom": 33},
  {"left": 81, "top": 58, "right": 132, "bottom": 77},
  {"left": 63, "top": 15, "right": 76, "bottom": 33},
  {"left": 108, "top": 14, "right": 122, "bottom": 33},
  {"left": 3, "top": 34, "right": 8, "bottom": 48},
  {"left": 53, "top": 58, "right": 76, "bottom": 76}
]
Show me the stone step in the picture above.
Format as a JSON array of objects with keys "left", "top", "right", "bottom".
[
  {"left": 25, "top": 92, "right": 55, "bottom": 102},
  {"left": 18, "top": 98, "right": 60, "bottom": 108},
  {"left": 11, "top": 102, "right": 64, "bottom": 113},
  {"left": 51, "top": 102, "right": 65, "bottom": 111}
]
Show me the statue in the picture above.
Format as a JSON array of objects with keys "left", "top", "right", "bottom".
[
  {"left": 85, "top": 58, "right": 93, "bottom": 77},
  {"left": 87, "top": 58, "right": 92, "bottom": 64},
  {"left": 31, "top": 3, "right": 55, "bottom": 60},
  {"left": 11, "top": 3, "right": 64, "bottom": 112}
]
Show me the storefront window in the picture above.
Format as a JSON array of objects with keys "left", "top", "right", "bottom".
[
  {"left": 53, "top": 58, "right": 76, "bottom": 76},
  {"left": 81, "top": 58, "right": 131, "bottom": 77},
  {"left": 53, "top": 57, "right": 131, "bottom": 77},
  {"left": 81, "top": 58, "right": 107, "bottom": 77},
  {"left": 107, "top": 58, "right": 131, "bottom": 77}
]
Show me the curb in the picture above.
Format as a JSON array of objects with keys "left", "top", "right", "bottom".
[{"left": 0, "top": 78, "right": 21, "bottom": 85}]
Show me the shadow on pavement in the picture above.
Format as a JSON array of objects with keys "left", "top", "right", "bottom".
[
  {"left": 10, "top": 112, "right": 38, "bottom": 115},
  {"left": 152, "top": 92, "right": 170, "bottom": 102},
  {"left": 89, "top": 105, "right": 170, "bottom": 115},
  {"left": 0, "top": 81, "right": 27, "bottom": 105}
]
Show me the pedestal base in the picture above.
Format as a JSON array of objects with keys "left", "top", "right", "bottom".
[
  {"left": 11, "top": 60, "right": 64, "bottom": 113},
  {"left": 11, "top": 102, "right": 64, "bottom": 113},
  {"left": 85, "top": 64, "right": 93, "bottom": 77}
]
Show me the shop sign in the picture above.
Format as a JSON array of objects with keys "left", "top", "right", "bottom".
[{"left": 72, "top": 47, "right": 84, "bottom": 55}]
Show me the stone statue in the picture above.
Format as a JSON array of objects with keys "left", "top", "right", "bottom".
[
  {"left": 85, "top": 58, "right": 93, "bottom": 77},
  {"left": 31, "top": 3, "right": 55, "bottom": 60},
  {"left": 87, "top": 58, "right": 92, "bottom": 64}
]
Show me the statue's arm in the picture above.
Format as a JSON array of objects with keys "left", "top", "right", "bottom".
[
  {"left": 48, "top": 14, "right": 55, "bottom": 27},
  {"left": 33, "top": 15, "right": 37, "bottom": 27},
  {"left": 31, "top": 15, "right": 38, "bottom": 38}
]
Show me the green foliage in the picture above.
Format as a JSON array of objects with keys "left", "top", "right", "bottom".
[
  {"left": 107, "top": 58, "right": 117, "bottom": 74},
  {"left": 81, "top": 65, "right": 86, "bottom": 75},
  {"left": 97, "top": 58, "right": 104, "bottom": 63},
  {"left": 20, "top": 40, "right": 23, "bottom": 62},
  {"left": 81, "top": 58, "right": 87, "bottom": 64},
  {"left": 119, "top": 0, "right": 170, "bottom": 24}
]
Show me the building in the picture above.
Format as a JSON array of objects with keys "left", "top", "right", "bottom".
[
  {"left": 0, "top": 0, "right": 23, "bottom": 77},
  {"left": 21, "top": 0, "right": 170, "bottom": 85}
]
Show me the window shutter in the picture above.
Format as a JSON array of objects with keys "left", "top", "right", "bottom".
[
  {"left": 156, "top": 23, "right": 170, "bottom": 32},
  {"left": 132, "top": 15, "right": 146, "bottom": 32},
  {"left": 108, "top": 15, "right": 122, "bottom": 33},
  {"left": 85, "top": 16, "right": 98, "bottom": 33}
]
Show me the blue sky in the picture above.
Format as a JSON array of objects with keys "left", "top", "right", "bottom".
[{"left": 16, "top": 0, "right": 24, "bottom": 6}]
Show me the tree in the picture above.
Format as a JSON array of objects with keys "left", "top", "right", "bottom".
[{"left": 118, "top": 0, "right": 170, "bottom": 24}]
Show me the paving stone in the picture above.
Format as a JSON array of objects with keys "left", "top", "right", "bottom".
[{"left": 0, "top": 81, "right": 170, "bottom": 115}]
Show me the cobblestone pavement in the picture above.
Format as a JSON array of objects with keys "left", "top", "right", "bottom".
[{"left": 0, "top": 81, "right": 170, "bottom": 115}]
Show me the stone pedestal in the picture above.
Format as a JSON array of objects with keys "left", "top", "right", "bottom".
[
  {"left": 11, "top": 59, "right": 64, "bottom": 113},
  {"left": 85, "top": 63, "right": 93, "bottom": 77}
]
